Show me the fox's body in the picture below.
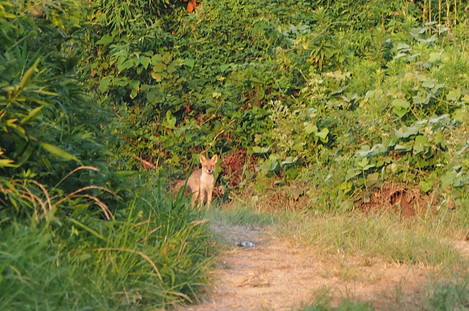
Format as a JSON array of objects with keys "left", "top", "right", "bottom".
[{"left": 186, "top": 154, "right": 218, "bottom": 207}]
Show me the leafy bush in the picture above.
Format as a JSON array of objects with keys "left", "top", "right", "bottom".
[
  {"left": 0, "top": 0, "right": 107, "bottom": 187},
  {"left": 77, "top": 0, "right": 468, "bottom": 213},
  {"left": 250, "top": 11, "right": 468, "bottom": 211}
]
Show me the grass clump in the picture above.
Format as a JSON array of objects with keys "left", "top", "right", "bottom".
[
  {"left": 0, "top": 180, "right": 214, "bottom": 310},
  {"left": 426, "top": 277, "right": 469, "bottom": 311},
  {"left": 298, "top": 289, "right": 375, "bottom": 311},
  {"left": 0, "top": 224, "right": 76, "bottom": 310}
]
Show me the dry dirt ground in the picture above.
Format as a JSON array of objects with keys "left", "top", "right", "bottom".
[{"left": 178, "top": 222, "right": 463, "bottom": 311}]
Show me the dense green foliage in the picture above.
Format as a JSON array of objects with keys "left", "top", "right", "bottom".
[
  {"left": 0, "top": 0, "right": 98, "bottom": 177},
  {"left": 83, "top": 0, "right": 467, "bottom": 210},
  {"left": 1, "top": 1, "right": 213, "bottom": 309},
  {"left": 0, "top": 0, "right": 467, "bottom": 309}
]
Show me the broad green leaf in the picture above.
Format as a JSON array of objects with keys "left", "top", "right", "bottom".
[
  {"left": 162, "top": 110, "right": 176, "bottom": 129},
  {"left": 422, "top": 78, "right": 438, "bottom": 88},
  {"left": 412, "top": 94, "right": 428, "bottom": 105},
  {"left": 357, "top": 157, "right": 369, "bottom": 168},
  {"left": 129, "top": 80, "right": 140, "bottom": 99},
  {"left": 440, "top": 170, "right": 457, "bottom": 188},
  {"left": 153, "top": 63, "right": 166, "bottom": 73},
  {"left": 391, "top": 98, "right": 410, "bottom": 118},
  {"left": 429, "top": 114, "right": 449, "bottom": 124},
  {"left": 339, "top": 182, "right": 353, "bottom": 193},
  {"left": 151, "top": 72, "right": 163, "bottom": 82},
  {"left": 252, "top": 146, "right": 270, "bottom": 154},
  {"left": 446, "top": 89, "right": 461, "bottom": 101},
  {"left": 139, "top": 56, "right": 151, "bottom": 69},
  {"left": 96, "top": 34, "right": 114, "bottom": 45},
  {"left": 396, "top": 42, "right": 410, "bottom": 51},
  {"left": 394, "top": 143, "right": 412, "bottom": 151},
  {"left": 40, "top": 142, "right": 79, "bottom": 162},
  {"left": 407, "top": 53, "right": 420, "bottom": 61},
  {"left": 345, "top": 168, "right": 360, "bottom": 181},
  {"left": 99, "top": 77, "right": 112, "bottom": 93},
  {"left": 428, "top": 52, "right": 442, "bottom": 63},
  {"left": 281, "top": 156, "right": 298, "bottom": 166},
  {"left": 304, "top": 123, "right": 317, "bottom": 135},
  {"left": 366, "top": 172, "right": 379, "bottom": 184},
  {"left": 117, "top": 59, "right": 134, "bottom": 72},
  {"left": 315, "top": 128, "right": 329, "bottom": 142},
  {"left": 356, "top": 144, "right": 386, "bottom": 157},
  {"left": 392, "top": 98, "right": 410, "bottom": 109},
  {"left": 419, "top": 179, "right": 434, "bottom": 193},
  {"left": 413, "top": 135, "right": 429, "bottom": 154},
  {"left": 257, "top": 159, "right": 278, "bottom": 173},
  {"left": 452, "top": 108, "right": 466, "bottom": 123},
  {"left": 184, "top": 58, "right": 195, "bottom": 68},
  {"left": 393, "top": 126, "right": 419, "bottom": 139}
]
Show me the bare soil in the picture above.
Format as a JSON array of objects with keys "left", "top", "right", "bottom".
[
  {"left": 179, "top": 222, "right": 446, "bottom": 311},
  {"left": 355, "top": 182, "right": 447, "bottom": 217}
]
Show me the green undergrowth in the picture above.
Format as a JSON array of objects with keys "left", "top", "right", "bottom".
[{"left": 0, "top": 180, "right": 214, "bottom": 310}]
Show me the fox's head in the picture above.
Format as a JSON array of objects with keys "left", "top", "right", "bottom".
[{"left": 200, "top": 154, "right": 218, "bottom": 175}]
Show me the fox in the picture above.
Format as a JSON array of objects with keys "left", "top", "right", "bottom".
[{"left": 177, "top": 154, "right": 218, "bottom": 208}]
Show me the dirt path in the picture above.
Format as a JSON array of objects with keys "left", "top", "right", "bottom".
[{"left": 180, "top": 223, "right": 439, "bottom": 311}]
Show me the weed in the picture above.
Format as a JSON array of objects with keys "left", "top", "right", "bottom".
[
  {"left": 426, "top": 277, "right": 469, "bottom": 311},
  {"left": 298, "top": 287, "right": 375, "bottom": 311}
]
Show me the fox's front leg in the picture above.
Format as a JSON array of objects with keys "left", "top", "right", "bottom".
[
  {"left": 199, "top": 189, "right": 207, "bottom": 208},
  {"left": 207, "top": 189, "right": 213, "bottom": 207}
]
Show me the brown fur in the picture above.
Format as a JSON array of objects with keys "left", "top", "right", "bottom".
[{"left": 186, "top": 154, "right": 218, "bottom": 207}]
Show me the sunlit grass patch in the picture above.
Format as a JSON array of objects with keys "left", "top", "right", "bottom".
[
  {"left": 276, "top": 210, "right": 466, "bottom": 268},
  {"left": 204, "top": 202, "right": 277, "bottom": 227}
]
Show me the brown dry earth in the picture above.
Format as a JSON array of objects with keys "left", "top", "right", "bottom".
[{"left": 179, "top": 223, "right": 450, "bottom": 311}]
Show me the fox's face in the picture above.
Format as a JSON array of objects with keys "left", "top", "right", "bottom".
[{"left": 200, "top": 154, "right": 218, "bottom": 175}]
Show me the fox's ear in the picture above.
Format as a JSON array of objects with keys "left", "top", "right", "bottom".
[
  {"left": 211, "top": 154, "right": 218, "bottom": 163},
  {"left": 199, "top": 154, "right": 207, "bottom": 163}
]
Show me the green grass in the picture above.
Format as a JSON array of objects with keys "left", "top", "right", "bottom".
[
  {"left": 426, "top": 278, "right": 469, "bottom": 311},
  {"left": 296, "top": 276, "right": 469, "bottom": 311},
  {"left": 298, "top": 301, "right": 374, "bottom": 311},
  {"left": 276, "top": 210, "right": 466, "bottom": 268},
  {"left": 297, "top": 288, "right": 375, "bottom": 311},
  {"left": 0, "top": 180, "right": 214, "bottom": 310},
  {"left": 203, "top": 202, "right": 277, "bottom": 227}
]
